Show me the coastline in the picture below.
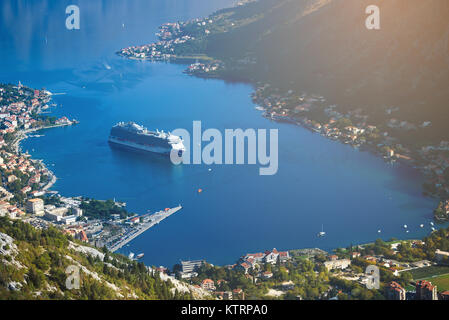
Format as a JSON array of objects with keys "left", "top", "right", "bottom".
[
  {"left": 13, "top": 88, "right": 444, "bottom": 267},
  {"left": 115, "top": 10, "right": 448, "bottom": 223},
  {"left": 14, "top": 123, "right": 76, "bottom": 193},
  {"left": 3, "top": 4, "right": 445, "bottom": 267},
  {"left": 118, "top": 58, "right": 444, "bottom": 211},
  {"left": 2, "top": 0, "right": 449, "bottom": 301}
]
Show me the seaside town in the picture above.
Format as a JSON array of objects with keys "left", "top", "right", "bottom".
[
  {"left": 248, "top": 84, "right": 449, "bottom": 221},
  {"left": 117, "top": 21, "right": 199, "bottom": 62},
  {"left": 0, "top": 82, "right": 74, "bottom": 214},
  {"left": 117, "top": 10, "right": 234, "bottom": 70},
  {"left": 0, "top": 82, "right": 173, "bottom": 251},
  {"left": 158, "top": 235, "right": 449, "bottom": 300},
  {"left": 2, "top": 81, "right": 449, "bottom": 300},
  {"left": 118, "top": 0, "right": 257, "bottom": 61},
  {"left": 0, "top": 83, "right": 87, "bottom": 220}
]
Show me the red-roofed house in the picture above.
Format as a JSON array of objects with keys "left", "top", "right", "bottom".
[
  {"left": 278, "top": 251, "right": 290, "bottom": 262},
  {"left": 216, "top": 279, "right": 227, "bottom": 286},
  {"left": 21, "top": 186, "right": 31, "bottom": 194},
  {"left": 243, "top": 252, "right": 264, "bottom": 262},
  {"left": 130, "top": 217, "right": 140, "bottom": 224},
  {"left": 79, "top": 230, "right": 88, "bottom": 242},
  {"left": 416, "top": 280, "right": 438, "bottom": 300},
  {"left": 201, "top": 279, "right": 216, "bottom": 291},
  {"left": 264, "top": 248, "right": 279, "bottom": 264},
  {"left": 237, "top": 262, "right": 251, "bottom": 274},
  {"left": 439, "top": 291, "right": 449, "bottom": 300},
  {"left": 386, "top": 281, "right": 406, "bottom": 300},
  {"left": 262, "top": 271, "right": 273, "bottom": 279}
]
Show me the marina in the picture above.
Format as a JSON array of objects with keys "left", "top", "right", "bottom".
[{"left": 107, "top": 205, "right": 183, "bottom": 252}]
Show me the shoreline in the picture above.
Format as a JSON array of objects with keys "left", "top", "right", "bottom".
[
  {"left": 123, "top": 54, "right": 444, "bottom": 217},
  {"left": 116, "top": 14, "right": 448, "bottom": 222},
  {"left": 14, "top": 123, "right": 75, "bottom": 193},
  {"left": 14, "top": 123, "right": 73, "bottom": 152},
  {"left": 2, "top": 13, "right": 444, "bottom": 270},
  {"left": 15, "top": 83, "right": 444, "bottom": 268}
]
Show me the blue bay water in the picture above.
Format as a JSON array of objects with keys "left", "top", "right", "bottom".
[{"left": 0, "top": 0, "right": 442, "bottom": 267}]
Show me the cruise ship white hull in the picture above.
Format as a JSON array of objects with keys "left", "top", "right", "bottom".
[{"left": 108, "top": 137, "right": 181, "bottom": 155}]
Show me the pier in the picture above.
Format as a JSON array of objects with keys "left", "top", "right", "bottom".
[{"left": 107, "top": 205, "right": 182, "bottom": 252}]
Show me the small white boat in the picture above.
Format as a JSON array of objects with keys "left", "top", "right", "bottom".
[
  {"left": 128, "top": 252, "right": 135, "bottom": 260},
  {"left": 403, "top": 225, "right": 408, "bottom": 229},
  {"left": 431, "top": 227, "right": 436, "bottom": 232},
  {"left": 377, "top": 229, "right": 382, "bottom": 233},
  {"left": 430, "top": 222, "right": 434, "bottom": 226},
  {"left": 136, "top": 253, "right": 144, "bottom": 259},
  {"left": 317, "top": 225, "right": 326, "bottom": 237},
  {"left": 420, "top": 224, "right": 424, "bottom": 228},
  {"left": 406, "top": 230, "right": 409, "bottom": 233}
]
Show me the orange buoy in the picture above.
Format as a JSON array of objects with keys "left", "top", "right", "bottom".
[{"left": 198, "top": 188, "right": 203, "bottom": 193}]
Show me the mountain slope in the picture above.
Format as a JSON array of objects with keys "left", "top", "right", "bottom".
[
  {"left": 0, "top": 217, "right": 201, "bottom": 299},
  {"left": 204, "top": 0, "right": 449, "bottom": 144}
]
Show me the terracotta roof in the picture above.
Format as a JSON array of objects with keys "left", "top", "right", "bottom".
[
  {"left": 202, "top": 279, "right": 214, "bottom": 284},
  {"left": 389, "top": 281, "right": 404, "bottom": 291},
  {"left": 416, "top": 280, "right": 436, "bottom": 291},
  {"left": 246, "top": 252, "right": 264, "bottom": 258}
]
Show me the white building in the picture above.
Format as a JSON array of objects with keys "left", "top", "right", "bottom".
[
  {"left": 181, "top": 260, "right": 205, "bottom": 273},
  {"left": 61, "top": 215, "right": 77, "bottom": 225},
  {"left": 71, "top": 207, "right": 83, "bottom": 217},
  {"left": 26, "top": 198, "right": 44, "bottom": 216},
  {"left": 435, "top": 249, "right": 449, "bottom": 263},
  {"left": 324, "top": 259, "right": 351, "bottom": 271}
]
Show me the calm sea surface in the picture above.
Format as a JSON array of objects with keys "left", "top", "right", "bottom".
[{"left": 0, "top": 0, "right": 442, "bottom": 267}]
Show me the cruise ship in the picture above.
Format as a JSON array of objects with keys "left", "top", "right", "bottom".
[{"left": 108, "top": 122, "right": 185, "bottom": 156}]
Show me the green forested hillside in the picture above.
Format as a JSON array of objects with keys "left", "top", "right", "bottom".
[
  {"left": 202, "top": 0, "right": 449, "bottom": 145},
  {"left": 0, "top": 217, "right": 192, "bottom": 300}
]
